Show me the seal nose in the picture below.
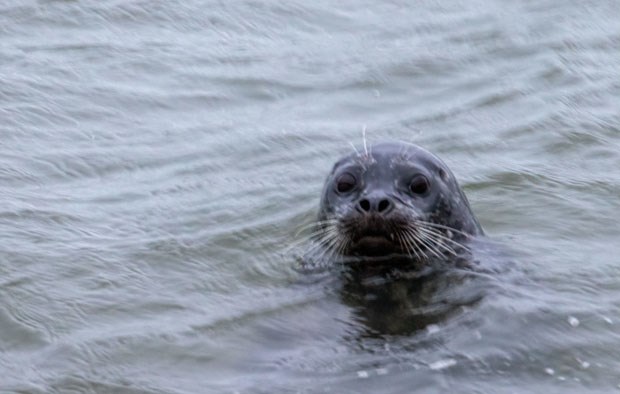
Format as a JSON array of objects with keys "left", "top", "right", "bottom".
[{"left": 358, "top": 194, "right": 394, "bottom": 214}]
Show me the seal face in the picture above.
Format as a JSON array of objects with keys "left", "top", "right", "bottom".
[{"left": 316, "top": 141, "right": 482, "bottom": 261}]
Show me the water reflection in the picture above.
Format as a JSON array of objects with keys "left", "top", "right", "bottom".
[{"left": 338, "top": 259, "right": 488, "bottom": 337}]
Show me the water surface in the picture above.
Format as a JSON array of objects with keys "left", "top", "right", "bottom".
[{"left": 1, "top": 0, "right": 619, "bottom": 393}]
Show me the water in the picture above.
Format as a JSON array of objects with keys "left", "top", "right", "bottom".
[{"left": 1, "top": 0, "right": 619, "bottom": 392}]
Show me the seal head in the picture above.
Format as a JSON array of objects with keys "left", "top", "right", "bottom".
[{"left": 317, "top": 141, "right": 482, "bottom": 260}]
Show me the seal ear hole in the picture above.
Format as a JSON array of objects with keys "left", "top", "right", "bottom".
[
  {"left": 439, "top": 168, "right": 448, "bottom": 181},
  {"left": 336, "top": 173, "right": 357, "bottom": 193},
  {"left": 409, "top": 174, "right": 430, "bottom": 195}
]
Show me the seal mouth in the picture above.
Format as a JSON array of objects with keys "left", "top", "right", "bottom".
[
  {"left": 340, "top": 214, "right": 410, "bottom": 256},
  {"left": 355, "top": 234, "right": 392, "bottom": 245},
  {"left": 349, "top": 230, "right": 401, "bottom": 256}
]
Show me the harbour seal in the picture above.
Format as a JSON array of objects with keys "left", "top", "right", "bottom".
[{"left": 314, "top": 141, "right": 482, "bottom": 264}]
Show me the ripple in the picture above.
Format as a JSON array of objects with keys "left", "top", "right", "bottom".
[{"left": 1, "top": 0, "right": 620, "bottom": 391}]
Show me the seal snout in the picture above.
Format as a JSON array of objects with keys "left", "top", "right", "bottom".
[
  {"left": 343, "top": 213, "right": 406, "bottom": 256},
  {"left": 356, "top": 193, "right": 394, "bottom": 215}
]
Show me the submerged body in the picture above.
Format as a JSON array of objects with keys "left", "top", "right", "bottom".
[{"left": 315, "top": 141, "right": 482, "bottom": 265}]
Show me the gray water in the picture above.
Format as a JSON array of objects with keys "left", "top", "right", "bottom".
[{"left": 1, "top": 0, "right": 619, "bottom": 393}]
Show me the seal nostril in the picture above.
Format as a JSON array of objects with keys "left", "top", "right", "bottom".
[
  {"left": 377, "top": 199, "right": 391, "bottom": 213},
  {"left": 359, "top": 199, "right": 371, "bottom": 212}
]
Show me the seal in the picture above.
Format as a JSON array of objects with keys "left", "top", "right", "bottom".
[{"left": 314, "top": 141, "right": 482, "bottom": 263}]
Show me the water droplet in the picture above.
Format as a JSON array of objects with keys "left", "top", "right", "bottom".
[
  {"left": 376, "top": 368, "right": 388, "bottom": 376},
  {"left": 429, "top": 359, "right": 457, "bottom": 370},
  {"left": 426, "top": 324, "right": 440, "bottom": 334}
]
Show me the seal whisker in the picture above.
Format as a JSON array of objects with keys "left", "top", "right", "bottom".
[
  {"left": 362, "top": 125, "right": 368, "bottom": 157},
  {"left": 396, "top": 231, "right": 413, "bottom": 259},
  {"left": 298, "top": 232, "right": 334, "bottom": 256},
  {"left": 313, "top": 232, "right": 342, "bottom": 254},
  {"left": 420, "top": 228, "right": 466, "bottom": 252},
  {"left": 410, "top": 232, "right": 427, "bottom": 260},
  {"left": 313, "top": 229, "right": 342, "bottom": 263},
  {"left": 415, "top": 226, "right": 459, "bottom": 256},
  {"left": 395, "top": 232, "right": 412, "bottom": 259},
  {"left": 416, "top": 224, "right": 471, "bottom": 253},
  {"left": 306, "top": 219, "right": 340, "bottom": 235},
  {"left": 398, "top": 230, "right": 415, "bottom": 255},
  {"left": 302, "top": 224, "right": 340, "bottom": 250},
  {"left": 349, "top": 142, "right": 361, "bottom": 158},
  {"left": 401, "top": 229, "right": 426, "bottom": 261},
  {"left": 328, "top": 233, "right": 349, "bottom": 263},
  {"left": 418, "top": 231, "right": 458, "bottom": 256},
  {"left": 296, "top": 219, "right": 339, "bottom": 233},
  {"left": 306, "top": 227, "right": 340, "bottom": 241},
  {"left": 405, "top": 225, "right": 447, "bottom": 259},
  {"left": 414, "top": 230, "right": 444, "bottom": 260},
  {"left": 335, "top": 235, "right": 350, "bottom": 261},
  {"left": 291, "top": 224, "right": 338, "bottom": 246},
  {"left": 414, "top": 221, "right": 473, "bottom": 239}
]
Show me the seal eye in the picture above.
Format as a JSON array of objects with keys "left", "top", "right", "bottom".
[
  {"left": 409, "top": 175, "right": 429, "bottom": 195},
  {"left": 336, "top": 173, "right": 356, "bottom": 193}
]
